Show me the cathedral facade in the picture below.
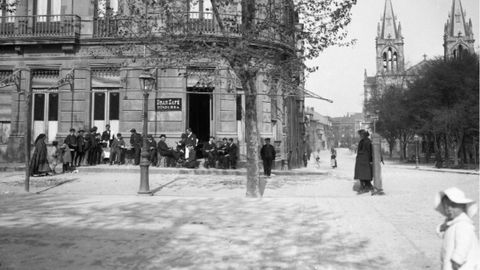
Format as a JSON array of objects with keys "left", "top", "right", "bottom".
[{"left": 363, "top": 0, "right": 476, "bottom": 117}]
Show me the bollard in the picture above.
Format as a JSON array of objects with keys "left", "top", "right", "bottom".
[{"left": 372, "top": 133, "right": 385, "bottom": 195}]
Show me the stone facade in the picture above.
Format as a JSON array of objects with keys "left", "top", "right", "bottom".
[
  {"left": 0, "top": 0, "right": 304, "bottom": 164},
  {"left": 305, "top": 107, "right": 332, "bottom": 152}
]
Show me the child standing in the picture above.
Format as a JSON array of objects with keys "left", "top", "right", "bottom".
[{"left": 435, "top": 187, "right": 480, "bottom": 270}]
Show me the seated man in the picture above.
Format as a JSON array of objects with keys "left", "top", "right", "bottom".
[
  {"left": 183, "top": 145, "right": 197, "bottom": 168},
  {"left": 203, "top": 136, "right": 217, "bottom": 169},
  {"left": 157, "top": 134, "right": 180, "bottom": 167},
  {"left": 147, "top": 135, "right": 157, "bottom": 166}
]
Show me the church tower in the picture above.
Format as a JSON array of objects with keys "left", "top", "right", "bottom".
[
  {"left": 375, "top": 0, "right": 404, "bottom": 75},
  {"left": 443, "top": 0, "right": 475, "bottom": 59}
]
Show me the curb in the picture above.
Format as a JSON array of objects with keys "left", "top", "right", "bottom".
[
  {"left": 387, "top": 165, "right": 479, "bottom": 175},
  {"left": 79, "top": 166, "right": 329, "bottom": 176},
  {"left": 0, "top": 164, "right": 328, "bottom": 176}
]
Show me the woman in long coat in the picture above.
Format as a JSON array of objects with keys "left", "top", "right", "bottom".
[
  {"left": 354, "top": 129, "right": 373, "bottom": 193},
  {"left": 30, "top": 134, "right": 51, "bottom": 176}
]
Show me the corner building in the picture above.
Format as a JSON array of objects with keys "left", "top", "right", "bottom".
[{"left": 0, "top": 0, "right": 306, "bottom": 167}]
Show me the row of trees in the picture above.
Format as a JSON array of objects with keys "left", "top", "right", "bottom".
[{"left": 366, "top": 52, "right": 479, "bottom": 167}]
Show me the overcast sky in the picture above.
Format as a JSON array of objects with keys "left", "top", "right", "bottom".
[{"left": 304, "top": 0, "right": 479, "bottom": 117}]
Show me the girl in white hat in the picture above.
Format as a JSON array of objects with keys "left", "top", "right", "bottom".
[{"left": 435, "top": 187, "right": 480, "bottom": 270}]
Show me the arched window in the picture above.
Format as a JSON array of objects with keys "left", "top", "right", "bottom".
[
  {"left": 383, "top": 52, "right": 387, "bottom": 72},
  {"left": 393, "top": 52, "right": 398, "bottom": 72},
  {"left": 458, "top": 44, "right": 463, "bottom": 58},
  {"left": 387, "top": 48, "right": 393, "bottom": 72}
]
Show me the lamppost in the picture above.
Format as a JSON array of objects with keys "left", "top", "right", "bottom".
[
  {"left": 138, "top": 69, "right": 155, "bottom": 195},
  {"left": 414, "top": 134, "right": 420, "bottom": 169}
]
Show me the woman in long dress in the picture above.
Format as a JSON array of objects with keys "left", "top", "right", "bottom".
[
  {"left": 30, "top": 134, "right": 51, "bottom": 176},
  {"left": 354, "top": 130, "right": 373, "bottom": 193}
]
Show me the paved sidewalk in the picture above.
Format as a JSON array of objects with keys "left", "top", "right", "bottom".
[{"left": 0, "top": 148, "right": 478, "bottom": 270}]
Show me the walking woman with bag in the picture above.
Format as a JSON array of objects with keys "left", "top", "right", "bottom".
[
  {"left": 354, "top": 129, "right": 373, "bottom": 194},
  {"left": 30, "top": 134, "right": 52, "bottom": 176}
]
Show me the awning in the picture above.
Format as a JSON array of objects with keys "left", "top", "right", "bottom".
[{"left": 302, "top": 88, "right": 333, "bottom": 103}]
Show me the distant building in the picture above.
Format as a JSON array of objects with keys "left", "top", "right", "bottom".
[
  {"left": 443, "top": 0, "right": 476, "bottom": 59},
  {"left": 363, "top": 0, "right": 475, "bottom": 120},
  {"left": 304, "top": 107, "right": 332, "bottom": 153},
  {"left": 330, "top": 113, "right": 363, "bottom": 148}
]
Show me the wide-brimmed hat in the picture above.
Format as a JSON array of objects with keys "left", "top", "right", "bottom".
[{"left": 434, "top": 187, "right": 478, "bottom": 218}]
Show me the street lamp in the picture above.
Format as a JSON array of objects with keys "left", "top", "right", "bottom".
[{"left": 138, "top": 69, "right": 156, "bottom": 195}]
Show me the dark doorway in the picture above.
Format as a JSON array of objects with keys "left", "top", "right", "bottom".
[{"left": 187, "top": 87, "right": 213, "bottom": 144}]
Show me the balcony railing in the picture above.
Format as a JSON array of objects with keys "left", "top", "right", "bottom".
[
  {"left": 0, "top": 14, "right": 81, "bottom": 44},
  {"left": 93, "top": 12, "right": 293, "bottom": 49}
]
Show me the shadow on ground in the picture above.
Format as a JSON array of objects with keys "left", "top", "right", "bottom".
[{"left": 0, "top": 194, "right": 390, "bottom": 270}]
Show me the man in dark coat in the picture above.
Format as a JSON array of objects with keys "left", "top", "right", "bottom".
[
  {"left": 86, "top": 127, "right": 98, "bottom": 165},
  {"left": 75, "top": 129, "right": 85, "bottom": 166},
  {"left": 226, "top": 138, "right": 238, "bottom": 169},
  {"left": 203, "top": 136, "right": 217, "bottom": 169},
  {"left": 157, "top": 134, "right": 179, "bottom": 167},
  {"left": 147, "top": 135, "right": 157, "bottom": 166},
  {"left": 217, "top": 138, "right": 229, "bottom": 169},
  {"left": 101, "top": 124, "right": 112, "bottom": 147},
  {"left": 354, "top": 129, "right": 373, "bottom": 194},
  {"left": 130, "top": 128, "right": 142, "bottom": 165},
  {"left": 185, "top": 128, "right": 197, "bottom": 147},
  {"left": 64, "top": 128, "right": 77, "bottom": 167},
  {"left": 260, "top": 138, "right": 276, "bottom": 177}
]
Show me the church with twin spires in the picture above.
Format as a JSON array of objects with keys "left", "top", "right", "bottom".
[{"left": 363, "top": 0, "right": 476, "bottom": 115}]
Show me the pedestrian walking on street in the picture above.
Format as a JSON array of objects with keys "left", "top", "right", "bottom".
[
  {"left": 260, "top": 138, "right": 276, "bottom": 177},
  {"left": 435, "top": 187, "right": 480, "bottom": 270},
  {"left": 354, "top": 129, "right": 373, "bottom": 194},
  {"left": 330, "top": 147, "right": 337, "bottom": 168}
]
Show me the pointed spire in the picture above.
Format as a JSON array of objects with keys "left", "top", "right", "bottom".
[
  {"left": 379, "top": 0, "right": 400, "bottom": 40},
  {"left": 446, "top": 0, "right": 470, "bottom": 38}
]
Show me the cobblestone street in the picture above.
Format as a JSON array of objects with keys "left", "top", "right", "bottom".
[{"left": 0, "top": 149, "right": 478, "bottom": 270}]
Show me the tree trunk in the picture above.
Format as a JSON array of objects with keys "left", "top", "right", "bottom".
[
  {"left": 451, "top": 132, "right": 463, "bottom": 167},
  {"left": 388, "top": 140, "right": 394, "bottom": 158},
  {"left": 425, "top": 135, "right": 431, "bottom": 163},
  {"left": 242, "top": 74, "right": 261, "bottom": 197},
  {"left": 443, "top": 133, "right": 449, "bottom": 167}
]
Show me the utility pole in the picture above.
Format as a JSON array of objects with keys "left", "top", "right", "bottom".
[{"left": 372, "top": 132, "right": 385, "bottom": 196}]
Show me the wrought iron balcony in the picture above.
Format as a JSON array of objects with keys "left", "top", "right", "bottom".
[
  {"left": 0, "top": 14, "right": 81, "bottom": 45},
  {"left": 92, "top": 12, "right": 294, "bottom": 50}
]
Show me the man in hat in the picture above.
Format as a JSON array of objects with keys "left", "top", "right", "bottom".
[
  {"left": 101, "top": 124, "right": 112, "bottom": 147},
  {"left": 64, "top": 128, "right": 77, "bottom": 168},
  {"left": 435, "top": 187, "right": 480, "bottom": 270},
  {"left": 75, "top": 129, "right": 85, "bottom": 166},
  {"left": 157, "top": 134, "right": 180, "bottom": 167},
  {"left": 203, "top": 136, "right": 217, "bottom": 169},
  {"left": 260, "top": 138, "right": 276, "bottom": 177},
  {"left": 147, "top": 135, "right": 157, "bottom": 166},
  {"left": 130, "top": 128, "right": 142, "bottom": 165},
  {"left": 226, "top": 138, "right": 238, "bottom": 169},
  {"left": 217, "top": 138, "right": 229, "bottom": 169}
]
